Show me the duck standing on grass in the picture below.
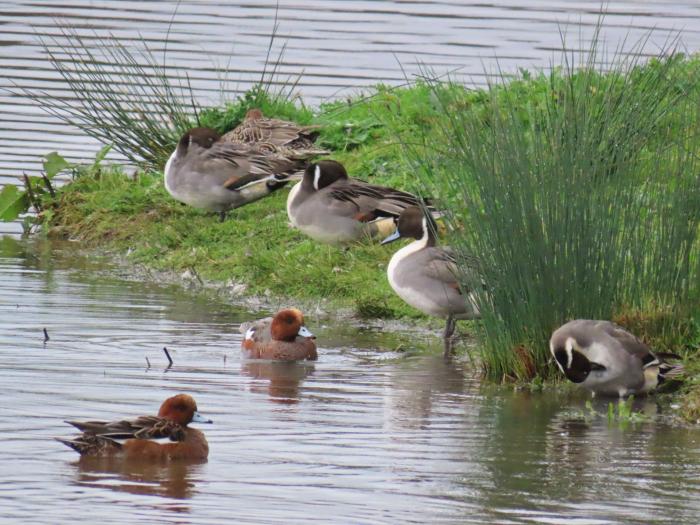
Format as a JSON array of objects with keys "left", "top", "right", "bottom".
[
  {"left": 240, "top": 308, "right": 317, "bottom": 361},
  {"left": 164, "top": 127, "right": 307, "bottom": 221},
  {"left": 550, "top": 319, "right": 684, "bottom": 397},
  {"left": 287, "top": 160, "right": 424, "bottom": 244},
  {"left": 56, "top": 394, "right": 212, "bottom": 460},
  {"left": 382, "top": 206, "right": 480, "bottom": 357}
]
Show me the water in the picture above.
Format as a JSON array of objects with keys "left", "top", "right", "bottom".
[
  {"left": 1, "top": 3, "right": 700, "bottom": 522},
  {"left": 2, "top": 0, "right": 700, "bottom": 189},
  {"left": 1, "top": 238, "right": 699, "bottom": 524}
]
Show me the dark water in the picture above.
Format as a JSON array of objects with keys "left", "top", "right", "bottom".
[{"left": 1, "top": 238, "right": 699, "bottom": 524}]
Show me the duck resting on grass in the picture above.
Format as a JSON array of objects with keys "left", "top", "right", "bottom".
[
  {"left": 382, "top": 206, "right": 480, "bottom": 358},
  {"left": 286, "top": 160, "right": 426, "bottom": 244},
  {"left": 222, "top": 108, "right": 325, "bottom": 152},
  {"left": 550, "top": 319, "right": 684, "bottom": 397},
  {"left": 240, "top": 308, "right": 317, "bottom": 361},
  {"left": 56, "top": 394, "right": 212, "bottom": 461},
  {"left": 164, "top": 127, "right": 317, "bottom": 221}
]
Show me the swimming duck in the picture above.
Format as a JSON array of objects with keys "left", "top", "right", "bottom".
[
  {"left": 382, "top": 206, "right": 480, "bottom": 357},
  {"left": 164, "top": 127, "right": 302, "bottom": 220},
  {"left": 550, "top": 319, "right": 684, "bottom": 397},
  {"left": 240, "top": 308, "right": 317, "bottom": 361},
  {"left": 287, "top": 160, "right": 424, "bottom": 244},
  {"left": 56, "top": 394, "right": 212, "bottom": 460},
  {"left": 222, "top": 108, "right": 323, "bottom": 151}
]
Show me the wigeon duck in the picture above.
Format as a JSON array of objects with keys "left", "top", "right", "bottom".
[
  {"left": 550, "top": 320, "right": 684, "bottom": 397},
  {"left": 382, "top": 206, "right": 480, "bottom": 357},
  {"left": 240, "top": 308, "right": 317, "bottom": 360},
  {"left": 222, "top": 108, "right": 326, "bottom": 153},
  {"left": 57, "top": 394, "right": 212, "bottom": 460},
  {"left": 286, "top": 160, "right": 424, "bottom": 244},
  {"left": 164, "top": 127, "right": 304, "bottom": 220}
]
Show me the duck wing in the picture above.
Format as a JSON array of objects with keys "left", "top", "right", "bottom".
[
  {"left": 423, "top": 247, "right": 484, "bottom": 293},
  {"left": 240, "top": 317, "right": 273, "bottom": 342},
  {"left": 328, "top": 180, "right": 422, "bottom": 219},
  {"left": 423, "top": 247, "right": 461, "bottom": 287},
  {"left": 598, "top": 321, "right": 657, "bottom": 366},
  {"left": 223, "top": 117, "right": 321, "bottom": 148},
  {"left": 66, "top": 415, "right": 186, "bottom": 441},
  {"left": 200, "top": 142, "right": 301, "bottom": 191}
]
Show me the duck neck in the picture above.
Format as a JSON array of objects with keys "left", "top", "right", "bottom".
[{"left": 421, "top": 217, "right": 437, "bottom": 248}]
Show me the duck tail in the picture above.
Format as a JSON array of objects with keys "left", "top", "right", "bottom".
[
  {"left": 55, "top": 434, "right": 122, "bottom": 456},
  {"left": 659, "top": 362, "right": 685, "bottom": 381}
]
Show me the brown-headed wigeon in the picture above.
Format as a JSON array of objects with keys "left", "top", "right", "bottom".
[
  {"left": 550, "top": 320, "right": 684, "bottom": 397},
  {"left": 165, "top": 127, "right": 306, "bottom": 220},
  {"left": 57, "top": 394, "right": 212, "bottom": 460},
  {"left": 286, "top": 160, "right": 425, "bottom": 244},
  {"left": 240, "top": 308, "right": 317, "bottom": 360},
  {"left": 382, "top": 206, "right": 480, "bottom": 357}
]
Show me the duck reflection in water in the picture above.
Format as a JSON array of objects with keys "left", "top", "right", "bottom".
[
  {"left": 71, "top": 455, "right": 206, "bottom": 505},
  {"left": 241, "top": 361, "right": 316, "bottom": 404}
]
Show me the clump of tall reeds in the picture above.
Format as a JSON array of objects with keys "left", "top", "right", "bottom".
[
  {"left": 22, "top": 20, "right": 300, "bottom": 171},
  {"left": 409, "top": 32, "right": 700, "bottom": 380},
  {"left": 23, "top": 27, "right": 195, "bottom": 170}
]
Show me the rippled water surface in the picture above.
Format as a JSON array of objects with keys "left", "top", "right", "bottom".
[
  {"left": 2, "top": 0, "right": 700, "bottom": 209},
  {"left": 1, "top": 238, "right": 699, "bottom": 524}
]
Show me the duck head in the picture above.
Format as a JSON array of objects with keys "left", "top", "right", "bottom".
[
  {"left": 158, "top": 394, "right": 212, "bottom": 425},
  {"left": 550, "top": 336, "right": 593, "bottom": 384},
  {"left": 302, "top": 160, "right": 348, "bottom": 192},
  {"left": 176, "top": 127, "right": 221, "bottom": 156},
  {"left": 381, "top": 205, "right": 437, "bottom": 246},
  {"left": 270, "top": 308, "right": 315, "bottom": 342},
  {"left": 244, "top": 108, "right": 264, "bottom": 121}
]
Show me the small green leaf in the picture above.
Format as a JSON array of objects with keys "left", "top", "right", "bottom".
[
  {"left": 43, "top": 152, "right": 71, "bottom": 179},
  {"left": 0, "top": 185, "right": 30, "bottom": 221},
  {"left": 93, "top": 144, "right": 112, "bottom": 166}
]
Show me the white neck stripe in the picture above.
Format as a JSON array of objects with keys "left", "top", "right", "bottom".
[{"left": 313, "top": 165, "right": 321, "bottom": 191}]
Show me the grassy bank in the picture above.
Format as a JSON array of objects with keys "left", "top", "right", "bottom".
[
  {"left": 33, "top": 82, "right": 460, "bottom": 321},
  {"left": 8, "top": 38, "right": 700, "bottom": 420}
]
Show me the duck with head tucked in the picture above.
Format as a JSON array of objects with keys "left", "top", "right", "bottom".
[
  {"left": 165, "top": 127, "right": 307, "bottom": 221},
  {"left": 240, "top": 308, "right": 317, "bottom": 361},
  {"left": 222, "top": 108, "right": 325, "bottom": 152},
  {"left": 550, "top": 319, "right": 684, "bottom": 397},
  {"left": 57, "top": 394, "right": 212, "bottom": 460},
  {"left": 287, "top": 160, "right": 425, "bottom": 244},
  {"left": 382, "top": 206, "right": 480, "bottom": 357}
]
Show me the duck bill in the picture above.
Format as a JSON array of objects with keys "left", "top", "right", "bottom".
[
  {"left": 298, "top": 325, "right": 315, "bottom": 338},
  {"left": 381, "top": 230, "right": 401, "bottom": 245},
  {"left": 191, "top": 411, "right": 213, "bottom": 424}
]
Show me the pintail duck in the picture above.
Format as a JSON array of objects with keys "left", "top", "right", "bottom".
[
  {"left": 550, "top": 319, "right": 684, "bottom": 397},
  {"left": 240, "top": 308, "right": 317, "bottom": 361},
  {"left": 222, "top": 108, "right": 323, "bottom": 151},
  {"left": 57, "top": 394, "right": 212, "bottom": 460},
  {"left": 165, "top": 127, "right": 304, "bottom": 220},
  {"left": 287, "top": 160, "right": 424, "bottom": 244},
  {"left": 382, "top": 206, "right": 480, "bottom": 357}
]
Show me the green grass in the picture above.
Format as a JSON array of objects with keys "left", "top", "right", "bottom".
[
  {"left": 41, "top": 163, "right": 427, "bottom": 319},
  {"left": 23, "top": 36, "right": 700, "bottom": 419},
  {"left": 405, "top": 40, "right": 700, "bottom": 381}
]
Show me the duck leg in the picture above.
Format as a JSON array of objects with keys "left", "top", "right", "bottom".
[
  {"left": 219, "top": 211, "right": 227, "bottom": 222},
  {"left": 443, "top": 315, "right": 456, "bottom": 359}
]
